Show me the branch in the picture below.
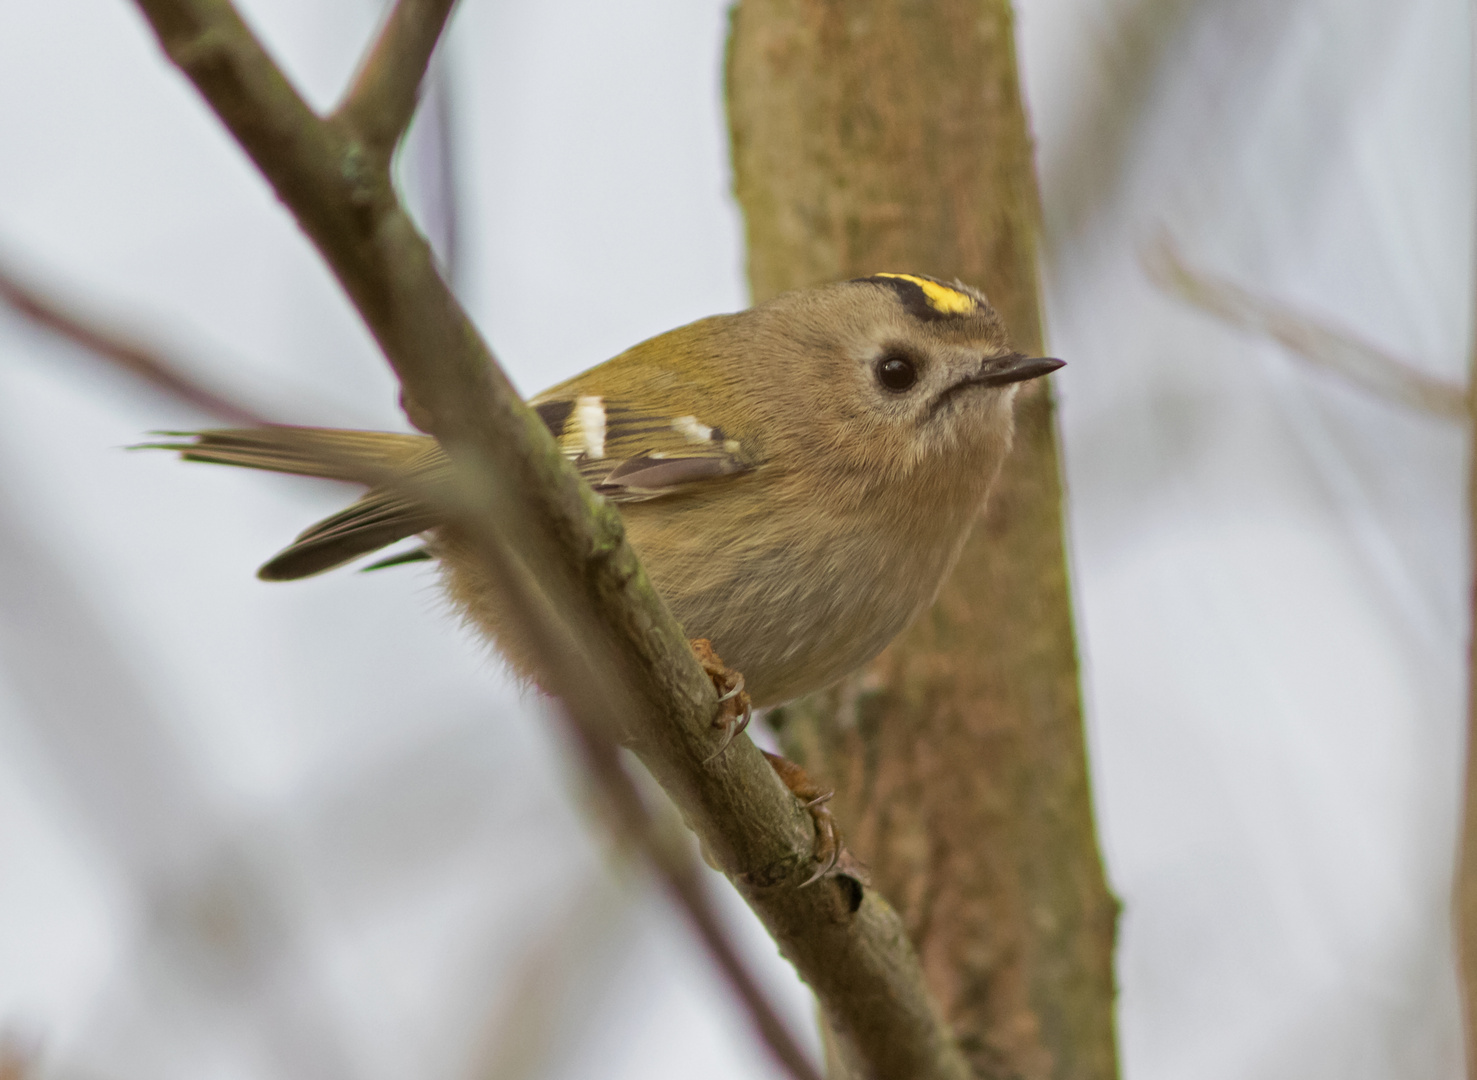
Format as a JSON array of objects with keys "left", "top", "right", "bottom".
[
  {"left": 0, "top": 262, "right": 806, "bottom": 1074},
  {"left": 466, "top": 522, "right": 822, "bottom": 1080},
  {"left": 334, "top": 0, "right": 457, "bottom": 161},
  {"left": 0, "top": 256, "right": 821, "bottom": 1080},
  {"left": 1147, "top": 235, "right": 1469, "bottom": 422},
  {"left": 119, "top": 1, "right": 969, "bottom": 1075},
  {"left": 0, "top": 260, "right": 270, "bottom": 427}
]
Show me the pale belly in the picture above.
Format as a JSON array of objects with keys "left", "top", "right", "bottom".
[{"left": 623, "top": 493, "right": 978, "bottom": 707}]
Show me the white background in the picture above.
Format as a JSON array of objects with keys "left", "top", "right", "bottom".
[{"left": 0, "top": 1, "right": 1471, "bottom": 1078}]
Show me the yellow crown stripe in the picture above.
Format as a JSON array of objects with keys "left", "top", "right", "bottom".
[{"left": 873, "top": 273, "right": 976, "bottom": 315}]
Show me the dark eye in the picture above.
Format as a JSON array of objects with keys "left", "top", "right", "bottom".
[{"left": 876, "top": 352, "right": 918, "bottom": 392}]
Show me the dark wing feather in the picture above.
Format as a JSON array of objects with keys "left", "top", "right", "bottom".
[
  {"left": 593, "top": 455, "right": 747, "bottom": 498},
  {"left": 259, "top": 490, "right": 440, "bottom": 581},
  {"left": 533, "top": 392, "right": 755, "bottom": 503},
  {"left": 155, "top": 394, "right": 754, "bottom": 581}
]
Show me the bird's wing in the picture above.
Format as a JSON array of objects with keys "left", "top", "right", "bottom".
[{"left": 530, "top": 393, "right": 755, "bottom": 503}]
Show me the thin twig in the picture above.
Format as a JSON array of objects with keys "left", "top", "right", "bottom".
[
  {"left": 124, "top": 1, "right": 969, "bottom": 1074},
  {"left": 0, "top": 261, "right": 271, "bottom": 427},
  {"left": 334, "top": 0, "right": 458, "bottom": 161},
  {"left": 1146, "top": 235, "right": 1469, "bottom": 422}
]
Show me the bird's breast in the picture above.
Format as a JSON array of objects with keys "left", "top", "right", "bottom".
[{"left": 622, "top": 477, "right": 985, "bottom": 706}]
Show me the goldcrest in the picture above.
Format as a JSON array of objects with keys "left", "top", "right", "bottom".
[{"left": 156, "top": 274, "right": 1061, "bottom": 708}]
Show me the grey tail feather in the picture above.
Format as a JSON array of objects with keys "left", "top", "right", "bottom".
[
  {"left": 141, "top": 426, "right": 446, "bottom": 582},
  {"left": 136, "top": 426, "right": 432, "bottom": 482}
]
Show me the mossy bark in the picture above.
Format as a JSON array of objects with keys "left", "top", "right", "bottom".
[{"left": 727, "top": 4, "right": 1120, "bottom": 1077}]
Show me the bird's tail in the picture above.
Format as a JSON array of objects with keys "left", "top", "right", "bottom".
[{"left": 143, "top": 427, "right": 445, "bottom": 581}]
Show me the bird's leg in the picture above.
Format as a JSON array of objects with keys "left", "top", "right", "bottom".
[
  {"left": 762, "top": 751, "right": 841, "bottom": 886},
  {"left": 690, "top": 639, "right": 841, "bottom": 884},
  {"left": 688, "top": 641, "right": 844, "bottom": 886},
  {"left": 691, "top": 638, "right": 752, "bottom": 762}
]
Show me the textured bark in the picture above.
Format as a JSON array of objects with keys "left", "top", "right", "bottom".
[
  {"left": 727, "top": 4, "right": 1119, "bottom": 1078},
  {"left": 1458, "top": 367, "right": 1477, "bottom": 1076}
]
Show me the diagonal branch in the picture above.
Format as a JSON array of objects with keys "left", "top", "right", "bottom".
[
  {"left": 1147, "top": 235, "right": 1469, "bottom": 422},
  {"left": 120, "top": 1, "right": 970, "bottom": 1075},
  {"left": 334, "top": 0, "right": 457, "bottom": 161},
  {"left": 0, "top": 259, "right": 821, "bottom": 1080}
]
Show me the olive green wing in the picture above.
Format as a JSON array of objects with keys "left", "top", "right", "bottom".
[{"left": 153, "top": 391, "right": 755, "bottom": 580}]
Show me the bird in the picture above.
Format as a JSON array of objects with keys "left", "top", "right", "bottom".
[{"left": 149, "top": 272, "right": 1062, "bottom": 877}]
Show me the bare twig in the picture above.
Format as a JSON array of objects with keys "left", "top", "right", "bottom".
[
  {"left": 0, "top": 261, "right": 271, "bottom": 426},
  {"left": 1151, "top": 234, "right": 1477, "bottom": 1072},
  {"left": 1147, "top": 235, "right": 1469, "bottom": 422},
  {"left": 334, "top": 0, "right": 458, "bottom": 162}
]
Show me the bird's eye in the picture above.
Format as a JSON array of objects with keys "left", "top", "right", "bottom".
[{"left": 876, "top": 352, "right": 918, "bottom": 392}]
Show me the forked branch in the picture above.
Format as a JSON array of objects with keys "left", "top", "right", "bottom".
[
  {"left": 118, "top": 1, "right": 970, "bottom": 1076},
  {"left": 334, "top": 0, "right": 457, "bottom": 161}
]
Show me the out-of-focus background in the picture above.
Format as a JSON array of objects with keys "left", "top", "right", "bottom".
[{"left": 0, "top": 1, "right": 1470, "bottom": 1078}]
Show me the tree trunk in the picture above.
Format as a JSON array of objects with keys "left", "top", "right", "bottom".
[
  {"left": 1456, "top": 364, "right": 1477, "bottom": 1076},
  {"left": 726, "top": 4, "right": 1119, "bottom": 1077}
]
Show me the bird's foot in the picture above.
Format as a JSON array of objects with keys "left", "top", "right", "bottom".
[
  {"left": 762, "top": 751, "right": 841, "bottom": 886},
  {"left": 688, "top": 640, "right": 843, "bottom": 886},
  {"left": 691, "top": 638, "right": 752, "bottom": 763}
]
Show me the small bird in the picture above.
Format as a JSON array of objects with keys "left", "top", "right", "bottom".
[{"left": 152, "top": 273, "right": 1060, "bottom": 874}]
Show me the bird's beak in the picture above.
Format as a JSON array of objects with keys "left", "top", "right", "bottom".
[
  {"left": 975, "top": 353, "right": 1065, "bottom": 388},
  {"left": 926, "top": 354, "right": 1066, "bottom": 422}
]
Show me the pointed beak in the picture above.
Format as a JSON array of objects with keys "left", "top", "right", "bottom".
[
  {"left": 927, "top": 354, "right": 1066, "bottom": 422},
  {"left": 975, "top": 353, "right": 1065, "bottom": 388}
]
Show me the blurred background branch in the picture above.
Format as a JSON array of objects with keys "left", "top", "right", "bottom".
[
  {"left": 1149, "top": 226, "right": 1477, "bottom": 1075},
  {"left": 1147, "top": 236, "right": 1468, "bottom": 422},
  {"left": 0, "top": 262, "right": 274, "bottom": 427}
]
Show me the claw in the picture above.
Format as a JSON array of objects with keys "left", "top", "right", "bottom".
[
  {"left": 716, "top": 673, "right": 746, "bottom": 703},
  {"left": 702, "top": 698, "right": 752, "bottom": 764},
  {"left": 690, "top": 638, "right": 753, "bottom": 764},
  {"left": 760, "top": 751, "right": 843, "bottom": 886},
  {"left": 799, "top": 813, "right": 840, "bottom": 888}
]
